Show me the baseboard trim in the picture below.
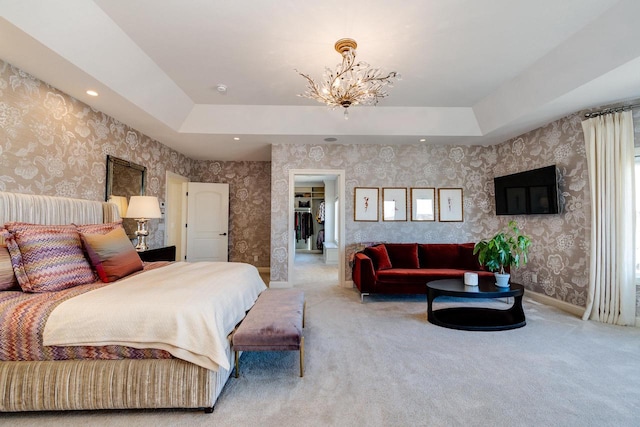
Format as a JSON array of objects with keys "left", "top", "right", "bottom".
[
  {"left": 343, "top": 280, "right": 354, "bottom": 289},
  {"left": 525, "top": 290, "right": 584, "bottom": 318}
]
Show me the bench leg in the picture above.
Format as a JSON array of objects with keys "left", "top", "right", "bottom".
[
  {"left": 299, "top": 336, "right": 305, "bottom": 377},
  {"left": 235, "top": 350, "right": 240, "bottom": 378}
]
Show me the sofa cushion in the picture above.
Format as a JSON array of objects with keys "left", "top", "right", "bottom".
[
  {"left": 458, "top": 243, "right": 483, "bottom": 271},
  {"left": 384, "top": 244, "right": 419, "bottom": 269},
  {"left": 376, "top": 268, "right": 491, "bottom": 286},
  {"left": 419, "top": 244, "right": 461, "bottom": 269},
  {"left": 364, "top": 245, "right": 392, "bottom": 271}
]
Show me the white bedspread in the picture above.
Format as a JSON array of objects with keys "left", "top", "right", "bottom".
[{"left": 43, "top": 262, "right": 266, "bottom": 371}]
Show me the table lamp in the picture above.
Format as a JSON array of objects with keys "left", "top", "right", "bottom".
[
  {"left": 124, "top": 196, "right": 162, "bottom": 251},
  {"left": 107, "top": 195, "right": 129, "bottom": 218}
]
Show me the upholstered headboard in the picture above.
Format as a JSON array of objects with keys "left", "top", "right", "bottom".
[{"left": 0, "top": 192, "right": 120, "bottom": 226}]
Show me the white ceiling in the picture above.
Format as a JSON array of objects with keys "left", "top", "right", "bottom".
[{"left": 1, "top": 0, "right": 640, "bottom": 161}]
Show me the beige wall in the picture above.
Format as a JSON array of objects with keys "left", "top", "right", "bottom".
[{"left": 0, "top": 59, "right": 270, "bottom": 267}]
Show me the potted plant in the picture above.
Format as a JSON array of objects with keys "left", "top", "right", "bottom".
[{"left": 473, "top": 220, "right": 531, "bottom": 287}]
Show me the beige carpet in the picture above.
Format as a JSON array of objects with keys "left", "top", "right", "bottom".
[{"left": 4, "top": 254, "right": 640, "bottom": 426}]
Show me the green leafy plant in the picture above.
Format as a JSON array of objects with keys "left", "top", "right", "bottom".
[{"left": 473, "top": 221, "right": 531, "bottom": 274}]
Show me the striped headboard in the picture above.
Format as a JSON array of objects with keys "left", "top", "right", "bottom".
[{"left": 0, "top": 192, "right": 120, "bottom": 226}]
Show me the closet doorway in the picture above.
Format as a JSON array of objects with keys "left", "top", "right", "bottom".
[{"left": 289, "top": 169, "right": 345, "bottom": 288}]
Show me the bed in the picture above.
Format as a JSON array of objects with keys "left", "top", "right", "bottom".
[{"left": 0, "top": 191, "right": 266, "bottom": 413}]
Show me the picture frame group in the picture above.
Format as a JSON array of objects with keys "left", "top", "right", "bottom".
[{"left": 353, "top": 187, "right": 463, "bottom": 222}]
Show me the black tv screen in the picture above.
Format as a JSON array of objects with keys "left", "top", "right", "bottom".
[{"left": 494, "top": 165, "right": 559, "bottom": 215}]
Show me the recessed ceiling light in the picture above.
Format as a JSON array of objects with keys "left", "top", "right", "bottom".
[
  {"left": 216, "top": 84, "right": 228, "bottom": 94},
  {"left": 233, "top": 137, "right": 240, "bottom": 141},
  {"left": 419, "top": 138, "right": 427, "bottom": 142},
  {"left": 324, "top": 137, "right": 338, "bottom": 142},
  {"left": 86, "top": 90, "right": 98, "bottom": 96}
]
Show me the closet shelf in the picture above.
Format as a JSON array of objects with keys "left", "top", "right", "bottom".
[{"left": 294, "top": 186, "right": 325, "bottom": 200}]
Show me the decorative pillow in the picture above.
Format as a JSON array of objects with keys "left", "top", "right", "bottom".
[
  {"left": 420, "top": 244, "right": 461, "bottom": 269},
  {"left": 81, "top": 227, "right": 143, "bottom": 283},
  {"left": 3, "top": 223, "right": 96, "bottom": 293},
  {"left": 364, "top": 245, "right": 392, "bottom": 271},
  {"left": 74, "top": 220, "right": 123, "bottom": 235},
  {"left": 384, "top": 243, "right": 419, "bottom": 269},
  {"left": 0, "top": 244, "right": 19, "bottom": 291},
  {"left": 458, "top": 243, "right": 483, "bottom": 271}
]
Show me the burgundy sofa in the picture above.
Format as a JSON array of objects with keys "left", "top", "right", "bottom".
[{"left": 352, "top": 243, "right": 494, "bottom": 300}]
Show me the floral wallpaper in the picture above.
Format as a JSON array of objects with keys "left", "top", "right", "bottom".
[
  {"left": 0, "top": 60, "right": 192, "bottom": 249},
  {"left": 0, "top": 59, "right": 271, "bottom": 267},
  {"left": 493, "top": 113, "right": 591, "bottom": 306},
  {"left": 2, "top": 56, "right": 638, "bottom": 312},
  {"left": 271, "top": 103, "right": 639, "bottom": 312},
  {"left": 270, "top": 143, "right": 508, "bottom": 283},
  {"left": 191, "top": 160, "right": 271, "bottom": 267}
]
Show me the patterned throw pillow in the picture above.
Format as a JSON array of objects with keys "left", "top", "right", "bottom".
[
  {"left": 3, "top": 222, "right": 96, "bottom": 293},
  {"left": 81, "top": 227, "right": 143, "bottom": 282},
  {"left": 74, "top": 220, "right": 123, "bottom": 235}
]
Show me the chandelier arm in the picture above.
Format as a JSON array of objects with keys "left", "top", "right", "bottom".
[
  {"left": 328, "top": 51, "right": 357, "bottom": 104},
  {"left": 297, "top": 71, "right": 334, "bottom": 104}
]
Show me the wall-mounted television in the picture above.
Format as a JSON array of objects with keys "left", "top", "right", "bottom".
[{"left": 494, "top": 165, "right": 560, "bottom": 215}]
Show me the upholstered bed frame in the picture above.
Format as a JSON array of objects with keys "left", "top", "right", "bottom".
[{"left": 0, "top": 192, "right": 231, "bottom": 413}]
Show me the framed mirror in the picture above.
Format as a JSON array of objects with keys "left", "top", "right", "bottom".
[{"left": 105, "top": 155, "right": 146, "bottom": 238}]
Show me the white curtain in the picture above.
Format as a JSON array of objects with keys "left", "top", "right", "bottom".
[{"left": 581, "top": 110, "right": 636, "bottom": 325}]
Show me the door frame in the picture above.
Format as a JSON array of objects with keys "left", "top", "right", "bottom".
[
  {"left": 288, "top": 169, "right": 346, "bottom": 287},
  {"left": 165, "top": 171, "right": 188, "bottom": 261}
]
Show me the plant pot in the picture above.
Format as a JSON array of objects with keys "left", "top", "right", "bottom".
[{"left": 494, "top": 272, "right": 510, "bottom": 288}]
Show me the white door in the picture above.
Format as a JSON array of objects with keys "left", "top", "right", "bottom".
[{"left": 185, "top": 182, "right": 229, "bottom": 262}]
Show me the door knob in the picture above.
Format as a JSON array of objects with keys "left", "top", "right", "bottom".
[{"left": 219, "top": 232, "right": 227, "bottom": 236}]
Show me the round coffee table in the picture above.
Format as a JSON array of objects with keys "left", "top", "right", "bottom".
[{"left": 427, "top": 278, "right": 526, "bottom": 331}]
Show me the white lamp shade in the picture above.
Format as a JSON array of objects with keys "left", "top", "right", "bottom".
[
  {"left": 108, "top": 195, "right": 129, "bottom": 217},
  {"left": 124, "top": 196, "right": 162, "bottom": 219}
]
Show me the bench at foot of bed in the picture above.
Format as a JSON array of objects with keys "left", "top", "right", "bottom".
[{"left": 233, "top": 289, "right": 305, "bottom": 377}]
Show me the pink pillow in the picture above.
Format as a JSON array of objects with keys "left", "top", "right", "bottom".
[
  {"left": 364, "top": 245, "right": 393, "bottom": 271},
  {"left": 81, "top": 228, "right": 143, "bottom": 283},
  {"left": 3, "top": 223, "right": 96, "bottom": 292},
  {"left": 74, "top": 220, "right": 123, "bottom": 235}
]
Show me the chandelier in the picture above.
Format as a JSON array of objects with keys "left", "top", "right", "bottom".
[{"left": 296, "top": 38, "right": 400, "bottom": 119}]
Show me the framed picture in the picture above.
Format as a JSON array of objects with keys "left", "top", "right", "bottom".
[
  {"left": 354, "top": 187, "right": 379, "bottom": 221},
  {"left": 438, "top": 188, "right": 463, "bottom": 222},
  {"left": 410, "top": 188, "right": 435, "bottom": 221},
  {"left": 382, "top": 188, "right": 407, "bottom": 221}
]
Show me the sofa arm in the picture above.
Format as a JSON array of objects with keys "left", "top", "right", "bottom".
[{"left": 353, "top": 252, "right": 376, "bottom": 293}]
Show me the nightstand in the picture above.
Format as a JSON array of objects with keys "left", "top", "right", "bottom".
[{"left": 138, "top": 246, "right": 176, "bottom": 262}]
